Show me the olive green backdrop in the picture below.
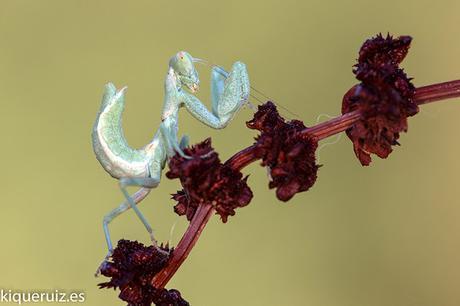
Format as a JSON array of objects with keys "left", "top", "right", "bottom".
[{"left": 1, "top": 1, "right": 460, "bottom": 305}]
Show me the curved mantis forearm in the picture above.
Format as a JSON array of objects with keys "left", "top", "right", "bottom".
[
  {"left": 159, "top": 119, "right": 189, "bottom": 158},
  {"left": 182, "top": 61, "right": 250, "bottom": 130},
  {"left": 211, "top": 65, "right": 229, "bottom": 116},
  {"left": 182, "top": 93, "right": 230, "bottom": 129}
]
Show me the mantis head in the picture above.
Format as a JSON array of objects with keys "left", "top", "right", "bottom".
[{"left": 169, "top": 51, "right": 201, "bottom": 93}]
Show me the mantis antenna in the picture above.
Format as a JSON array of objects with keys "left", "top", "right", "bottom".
[{"left": 249, "top": 86, "right": 302, "bottom": 120}]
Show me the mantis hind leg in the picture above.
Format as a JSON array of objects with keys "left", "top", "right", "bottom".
[
  {"left": 118, "top": 176, "right": 160, "bottom": 245},
  {"left": 96, "top": 187, "right": 151, "bottom": 276},
  {"left": 102, "top": 187, "right": 151, "bottom": 253}
]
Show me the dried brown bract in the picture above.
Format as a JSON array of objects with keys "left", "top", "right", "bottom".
[
  {"left": 167, "top": 139, "right": 253, "bottom": 222},
  {"left": 98, "top": 240, "right": 187, "bottom": 306},
  {"left": 151, "top": 288, "right": 189, "bottom": 306},
  {"left": 247, "top": 102, "right": 319, "bottom": 201},
  {"left": 342, "top": 34, "right": 419, "bottom": 165}
]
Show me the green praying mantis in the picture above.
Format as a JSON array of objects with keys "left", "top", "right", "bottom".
[{"left": 92, "top": 51, "right": 250, "bottom": 270}]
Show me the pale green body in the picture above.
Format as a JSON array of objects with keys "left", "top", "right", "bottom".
[
  {"left": 91, "top": 52, "right": 249, "bottom": 270},
  {"left": 92, "top": 62, "right": 249, "bottom": 181},
  {"left": 92, "top": 84, "right": 166, "bottom": 180}
]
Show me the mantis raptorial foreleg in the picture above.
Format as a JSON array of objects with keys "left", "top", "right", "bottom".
[
  {"left": 211, "top": 66, "right": 228, "bottom": 116},
  {"left": 183, "top": 62, "right": 250, "bottom": 129},
  {"left": 179, "top": 135, "right": 189, "bottom": 150},
  {"left": 212, "top": 62, "right": 249, "bottom": 118},
  {"left": 160, "top": 119, "right": 191, "bottom": 159}
]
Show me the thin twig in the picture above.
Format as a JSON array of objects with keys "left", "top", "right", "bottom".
[{"left": 152, "top": 204, "right": 215, "bottom": 288}]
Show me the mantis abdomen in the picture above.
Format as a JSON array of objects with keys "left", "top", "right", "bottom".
[{"left": 92, "top": 83, "right": 165, "bottom": 179}]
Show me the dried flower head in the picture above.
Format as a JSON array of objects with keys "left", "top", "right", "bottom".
[
  {"left": 167, "top": 138, "right": 253, "bottom": 222},
  {"left": 342, "top": 34, "right": 419, "bottom": 165},
  {"left": 151, "top": 288, "right": 189, "bottom": 306},
  {"left": 247, "top": 102, "right": 319, "bottom": 201},
  {"left": 98, "top": 240, "right": 187, "bottom": 306}
]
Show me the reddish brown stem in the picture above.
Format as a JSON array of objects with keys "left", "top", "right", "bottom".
[
  {"left": 414, "top": 79, "right": 460, "bottom": 105},
  {"left": 152, "top": 79, "right": 460, "bottom": 289},
  {"left": 303, "top": 110, "right": 362, "bottom": 140},
  {"left": 152, "top": 204, "right": 215, "bottom": 288},
  {"left": 225, "top": 144, "right": 258, "bottom": 169},
  {"left": 301, "top": 80, "right": 460, "bottom": 140}
]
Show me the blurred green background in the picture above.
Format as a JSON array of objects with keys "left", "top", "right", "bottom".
[{"left": 1, "top": 0, "right": 460, "bottom": 305}]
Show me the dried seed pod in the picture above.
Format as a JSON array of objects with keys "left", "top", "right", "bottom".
[
  {"left": 342, "top": 34, "right": 419, "bottom": 165},
  {"left": 167, "top": 139, "right": 253, "bottom": 222},
  {"left": 247, "top": 102, "right": 320, "bottom": 201},
  {"left": 98, "top": 240, "right": 187, "bottom": 306}
]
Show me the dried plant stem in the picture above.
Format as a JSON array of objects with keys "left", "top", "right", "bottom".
[
  {"left": 304, "top": 110, "right": 362, "bottom": 140},
  {"left": 415, "top": 79, "right": 460, "bottom": 105},
  {"left": 152, "top": 79, "right": 460, "bottom": 289},
  {"left": 152, "top": 204, "right": 214, "bottom": 288}
]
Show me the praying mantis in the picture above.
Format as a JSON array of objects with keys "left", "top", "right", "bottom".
[{"left": 91, "top": 51, "right": 250, "bottom": 268}]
